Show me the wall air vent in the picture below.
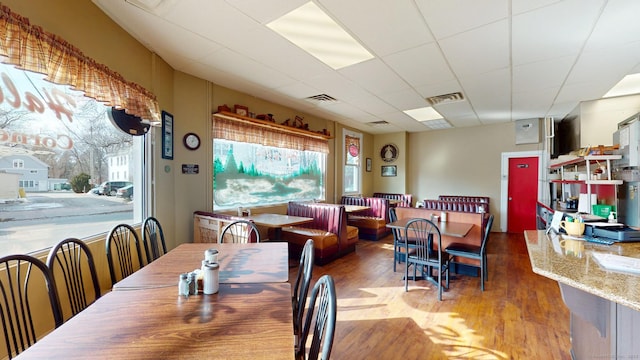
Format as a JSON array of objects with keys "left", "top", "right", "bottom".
[
  {"left": 426, "top": 92, "right": 465, "bottom": 106},
  {"left": 305, "top": 94, "right": 338, "bottom": 103}
]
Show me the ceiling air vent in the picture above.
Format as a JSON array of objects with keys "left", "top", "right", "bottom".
[
  {"left": 366, "top": 120, "right": 389, "bottom": 127},
  {"left": 305, "top": 94, "right": 338, "bottom": 103},
  {"left": 425, "top": 92, "right": 465, "bottom": 106}
]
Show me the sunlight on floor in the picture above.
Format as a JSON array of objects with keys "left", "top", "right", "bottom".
[{"left": 337, "top": 286, "right": 509, "bottom": 359}]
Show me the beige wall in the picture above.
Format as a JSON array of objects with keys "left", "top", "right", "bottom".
[
  {"left": 580, "top": 94, "right": 640, "bottom": 147},
  {"left": 373, "top": 132, "right": 409, "bottom": 194},
  {"left": 405, "top": 122, "right": 540, "bottom": 227}
]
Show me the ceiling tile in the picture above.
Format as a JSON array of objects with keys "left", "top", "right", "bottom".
[
  {"left": 338, "top": 59, "right": 410, "bottom": 95},
  {"left": 584, "top": 0, "right": 640, "bottom": 50},
  {"left": 198, "top": 48, "right": 295, "bottom": 89},
  {"left": 512, "top": 0, "right": 604, "bottom": 65},
  {"left": 319, "top": 0, "right": 435, "bottom": 56},
  {"left": 438, "top": 20, "right": 510, "bottom": 76},
  {"left": 417, "top": 0, "right": 508, "bottom": 40},
  {"left": 512, "top": 55, "right": 575, "bottom": 92},
  {"left": 383, "top": 42, "right": 455, "bottom": 88}
]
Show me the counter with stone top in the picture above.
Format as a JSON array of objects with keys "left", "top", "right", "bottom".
[{"left": 524, "top": 230, "right": 640, "bottom": 358}]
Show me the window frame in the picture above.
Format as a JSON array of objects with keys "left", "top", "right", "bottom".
[{"left": 343, "top": 129, "right": 362, "bottom": 196}]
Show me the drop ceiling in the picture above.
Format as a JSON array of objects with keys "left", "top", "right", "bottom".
[{"left": 92, "top": 0, "right": 640, "bottom": 134}]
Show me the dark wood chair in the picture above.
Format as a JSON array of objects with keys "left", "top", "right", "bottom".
[
  {"left": 445, "top": 214, "right": 494, "bottom": 291},
  {"left": 404, "top": 218, "right": 451, "bottom": 301},
  {"left": 296, "top": 274, "right": 337, "bottom": 360},
  {"left": 219, "top": 220, "right": 260, "bottom": 243},
  {"left": 142, "top": 216, "right": 167, "bottom": 263},
  {"left": 390, "top": 207, "right": 417, "bottom": 272},
  {"left": 105, "top": 223, "right": 145, "bottom": 286},
  {"left": 0, "top": 254, "right": 63, "bottom": 359},
  {"left": 293, "top": 239, "right": 315, "bottom": 347},
  {"left": 46, "top": 238, "right": 101, "bottom": 321}
]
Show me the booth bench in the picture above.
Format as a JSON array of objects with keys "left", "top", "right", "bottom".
[
  {"left": 340, "top": 196, "right": 390, "bottom": 240},
  {"left": 283, "top": 202, "right": 359, "bottom": 265}
]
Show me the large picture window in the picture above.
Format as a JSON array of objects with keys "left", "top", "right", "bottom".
[
  {"left": 0, "top": 5, "right": 158, "bottom": 256},
  {"left": 0, "top": 63, "right": 144, "bottom": 255},
  {"left": 213, "top": 139, "right": 326, "bottom": 209}
]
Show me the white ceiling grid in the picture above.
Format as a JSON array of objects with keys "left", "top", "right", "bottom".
[{"left": 92, "top": 0, "right": 640, "bottom": 134}]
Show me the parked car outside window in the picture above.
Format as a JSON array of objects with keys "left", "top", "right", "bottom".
[
  {"left": 116, "top": 184, "right": 133, "bottom": 200},
  {"left": 98, "top": 181, "right": 132, "bottom": 196}
]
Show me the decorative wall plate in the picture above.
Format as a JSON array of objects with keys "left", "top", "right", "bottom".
[{"left": 380, "top": 143, "right": 398, "bottom": 162}]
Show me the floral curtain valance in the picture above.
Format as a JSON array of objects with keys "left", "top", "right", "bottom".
[
  {"left": 212, "top": 114, "right": 329, "bottom": 154},
  {"left": 0, "top": 4, "right": 160, "bottom": 122}
]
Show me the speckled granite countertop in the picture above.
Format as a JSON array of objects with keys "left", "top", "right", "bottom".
[{"left": 524, "top": 230, "right": 640, "bottom": 312}]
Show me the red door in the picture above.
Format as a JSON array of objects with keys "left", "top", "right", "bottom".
[{"left": 507, "top": 156, "right": 538, "bottom": 233}]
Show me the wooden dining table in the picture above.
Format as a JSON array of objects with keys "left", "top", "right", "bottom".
[
  {"left": 386, "top": 218, "right": 473, "bottom": 238},
  {"left": 15, "top": 283, "right": 294, "bottom": 359},
  {"left": 113, "top": 242, "right": 290, "bottom": 290}
]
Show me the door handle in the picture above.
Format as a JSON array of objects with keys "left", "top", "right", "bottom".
[{"left": 509, "top": 197, "right": 512, "bottom": 201}]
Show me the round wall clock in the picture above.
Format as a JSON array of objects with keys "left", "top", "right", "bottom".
[
  {"left": 183, "top": 132, "right": 201, "bottom": 150},
  {"left": 380, "top": 143, "right": 398, "bottom": 162}
]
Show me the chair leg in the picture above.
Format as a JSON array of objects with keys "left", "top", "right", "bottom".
[
  {"left": 404, "top": 260, "right": 409, "bottom": 292},
  {"left": 445, "top": 263, "right": 450, "bottom": 289},
  {"left": 393, "top": 246, "right": 397, "bottom": 272},
  {"left": 480, "top": 259, "right": 485, "bottom": 291},
  {"left": 437, "top": 267, "right": 442, "bottom": 301},
  {"left": 484, "top": 254, "right": 489, "bottom": 280}
]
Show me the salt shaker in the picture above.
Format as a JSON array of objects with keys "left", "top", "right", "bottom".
[
  {"left": 203, "top": 262, "right": 220, "bottom": 295},
  {"left": 178, "top": 273, "right": 189, "bottom": 296},
  {"left": 440, "top": 211, "right": 447, "bottom": 222}
]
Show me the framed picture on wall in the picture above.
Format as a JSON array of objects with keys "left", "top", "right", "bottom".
[
  {"left": 366, "top": 158, "right": 372, "bottom": 172},
  {"left": 381, "top": 165, "right": 396, "bottom": 177},
  {"left": 161, "top": 110, "right": 174, "bottom": 160}
]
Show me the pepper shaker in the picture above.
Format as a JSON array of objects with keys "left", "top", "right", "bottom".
[{"left": 187, "top": 272, "right": 197, "bottom": 295}]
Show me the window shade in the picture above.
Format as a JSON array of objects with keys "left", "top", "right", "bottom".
[
  {"left": 0, "top": 5, "right": 160, "bottom": 122},
  {"left": 212, "top": 113, "right": 329, "bottom": 153}
]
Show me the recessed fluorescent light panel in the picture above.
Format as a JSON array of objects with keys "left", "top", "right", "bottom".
[
  {"left": 603, "top": 73, "right": 640, "bottom": 98},
  {"left": 403, "top": 106, "right": 451, "bottom": 129},
  {"left": 267, "top": 2, "right": 374, "bottom": 69},
  {"left": 421, "top": 119, "right": 452, "bottom": 129}
]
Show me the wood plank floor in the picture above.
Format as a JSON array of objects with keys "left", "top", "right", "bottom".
[{"left": 290, "top": 231, "right": 572, "bottom": 360}]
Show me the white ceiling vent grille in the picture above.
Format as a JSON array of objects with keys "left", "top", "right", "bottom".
[
  {"left": 426, "top": 92, "right": 465, "bottom": 106},
  {"left": 366, "top": 120, "right": 389, "bottom": 127},
  {"left": 305, "top": 94, "right": 338, "bottom": 103}
]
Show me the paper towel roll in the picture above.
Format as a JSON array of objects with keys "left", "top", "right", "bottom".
[{"left": 577, "top": 193, "right": 597, "bottom": 213}]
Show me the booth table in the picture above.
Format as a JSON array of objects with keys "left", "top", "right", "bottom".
[
  {"left": 343, "top": 205, "right": 370, "bottom": 213},
  {"left": 244, "top": 213, "right": 313, "bottom": 239}
]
